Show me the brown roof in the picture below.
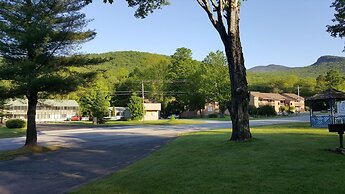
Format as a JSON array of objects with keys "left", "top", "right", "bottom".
[
  {"left": 281, "top": 93, "right": 304, "bottom": 101},
  {"left": 250, "top": 92, "right": 285, "bottom": 101},
  {"left": 306, "top": 89, "right": 345, "bottom": 101},
  {"left": 250, "top": 92, "right": 303, "bottom": 101}
]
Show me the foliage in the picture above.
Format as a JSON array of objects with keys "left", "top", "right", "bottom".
[
  {"left": 0, "top": 99, "right": 8, "bottom": 124},
  {"left": 167, "top": 48, "right": 203, "bottom": 112},
  {"left": 0, "top": 0, "right": 96, "bottom": 145},
  {"left": 86, "top": 0, "right": 169, "bottom": 18},
  {"left": 256, "top": 105, "right": 277, "bottom": 116},
  {"left": 169, "top": 115, "right": 176, "bottom": 121},
  {"left": 5, "top": 119, "right": 26, "bottom": 129},
  {"left": 0, "top": 1, "right": 96, "bottom": 97},
  {"left": 289, "top": 106, "right": 296, "bottom": 113},
  {"left": 327, "top": 0, "right": 345, "bottom": 48},
  {"left": 78, "top": 81, "right": 110, "bottom": 124},
  {"left": 248, "top": 105, "right": 258, "bottom": 116},
  {"left": 199, "top": 51, "right": 230, "bottom": 114},
  {"left": 128, "top": 94, "right": 144, "bottom": 121},
  {"left": 208, "top": 113, "right": 219, "bottom": 118},
  {"left": 315, "top": 69, "right": 345, "bottom": 91}
]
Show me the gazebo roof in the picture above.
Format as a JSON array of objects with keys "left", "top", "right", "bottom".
[{"left": 306, "top": 88, "right": 345, "bottom": 101}]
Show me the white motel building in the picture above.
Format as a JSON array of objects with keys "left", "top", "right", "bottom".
[{"left": 5, "top": 99, "right": 79, "bottom": 122}]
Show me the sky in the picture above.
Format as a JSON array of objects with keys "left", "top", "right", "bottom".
[{"left": 81, "top": 0, "right": 345, "bottom": 68}]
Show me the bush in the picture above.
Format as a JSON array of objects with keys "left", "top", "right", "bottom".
[
  {"left": 257, "top": 105, "right": 277, "bottom": 116},
  {"left": 128, "top": 94, "right": 144, "bottom": 121},
  {"left": 170, "top": 115, "right": 176, "bottom": 121},
  {"left": 6, "top": 119, "right": 26, "bottom": 128},
  {"left": 208, "top": 113, "right": 219, "bottom": 118},
  {"left": 248, "top": 105, "right": 258, "bottom": 116}
]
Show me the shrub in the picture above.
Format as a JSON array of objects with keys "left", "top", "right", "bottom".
[
  {"left": 128, "top": 94, "right": 144, "bottom": 121},
  {"left": 6, "top": 119, "right": 26, "bottom": 128},
  {"left": 170, "top": 115, "right": 176, "bottom": 121},
  {"left": 208, "top": 113, "right": 219, "bottom": 118},
  {"left": 257, "top": 105, "right": 277, "bottom": 116},
  {"left": 289, "top": 106, "right": 296, "bottom": 114},
  {"left": 248, "top": 105, "right": 258, "bottom": 116}
]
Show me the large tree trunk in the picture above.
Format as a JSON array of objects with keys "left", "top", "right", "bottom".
[
  {"left": 197, "top": 0, "right": 252, "bottom": 141},
  {"left": 226, "top": 2, "right": 251, "bottom": 141},
  {"left": 25, "top": 92, "right": 38, "bottom": 146}
]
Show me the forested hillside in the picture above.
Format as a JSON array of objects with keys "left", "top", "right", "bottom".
[{"left": 2, "top": 50, "right": 344, "bottom": 117}]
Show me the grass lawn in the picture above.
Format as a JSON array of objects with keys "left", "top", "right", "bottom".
[
  {"left": 71, "top": 123, "right": 345, "bottom": 194},
  {"left": 51, "top": 119, "right": 204, "bottom": 126},
  {"left": 195, "top": 114, "right": 303, "bottom": 121},
  {"left": 0, "top": 126, "right": 26, "bottom": 138},
  {"left": 0, "top": 145, "right": 61, "bottom": 161}
]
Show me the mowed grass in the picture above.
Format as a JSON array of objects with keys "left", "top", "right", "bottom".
[
  {"left": 0, "top": 126, "right": 26, "bottom": 138},
  {"left": 0, "top": 145, "right": 62, "bottom": 161},
  {"left": 71, "top": 123, "right": 345, "bottom": 194},
  {"left": 52, "top": 119, "right": 204, "bottom": 126}
]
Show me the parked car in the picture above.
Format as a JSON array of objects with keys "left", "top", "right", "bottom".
[{"left": 70, "top": 115, "right": 82, "bottom": 121}]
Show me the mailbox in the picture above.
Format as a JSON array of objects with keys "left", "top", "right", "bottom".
[
  {"left": 328, "top": 124, "right": 345, "bottom": 149},
  {"left": 328, "top": 124, "right": 345, "bottom": 133}
]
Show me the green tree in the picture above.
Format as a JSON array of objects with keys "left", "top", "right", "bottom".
[
  {"left": 90, "top": 89, "right": 110, "bottom": 124},
  {"left": 200, "top": 51, "right": 230, "bottom": 116},
  {"left": 327, "top": 0, "right": 345, "bottom": 49},
  {"left": 78, "top": 81, "right": 110, "bottom": 124},
  {"left": 197, "top": 0, "right": 251, "bottom": 141},
  {"left": 0, "top": 99, "right": 7, "bottom": 124},
  {"left": 86, "top": 0, "right": 169, "bottom": 18},
  {"left": 128, "top": 94, "right": 144, "bottom": 120},
  {"left": 168, "top": 48, "right": 204, "bottom": 112},
  {"left": 315, "top": 69, "right": 345, "bottom": 92},
  {"left": 0, "top": 0, "right": 96, "bottom": 146},
  {"left": 325, "top": 69, "right": 345, "bottom": 90},
  {"left": 92, "top": 0, "right": 251, "bottom": 141}
]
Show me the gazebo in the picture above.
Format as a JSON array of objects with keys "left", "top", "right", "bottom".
[{"left": 306, "top": 89, "right": 345, "bottom": 128}]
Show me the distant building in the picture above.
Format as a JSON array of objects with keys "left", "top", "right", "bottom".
[
  {"left": 107, "top": 107, "right": 131, "bottom": 120},
  {"left": 249, "top": 92, "right": 305, "bottom": 112},
  {"left": 5, "top": 99, "right": 79, "bottom": 122},
  {"left": 180, "top": 102, "right": 230, "bottom": 118},
  {"left": 143, "top": 103, "right": 161, "bottom": 120},
  {"left": 107, "top": 103, "right": 162, "bottom": 121}
]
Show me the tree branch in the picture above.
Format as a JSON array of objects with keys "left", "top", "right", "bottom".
[{"left": 197, "top": 0, "right": 218, "bottom": 29}]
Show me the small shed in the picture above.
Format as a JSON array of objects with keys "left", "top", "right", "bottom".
[
  {"left": 306, "top": 89, "right": 345, "bottom": 127},
  {"left": 143, "top": 103, "right": 161, "bottom": 121}
]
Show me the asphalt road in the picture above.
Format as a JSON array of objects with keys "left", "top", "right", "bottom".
[{"left": 0, "top": 115, "right": 309, "bottom": 194}]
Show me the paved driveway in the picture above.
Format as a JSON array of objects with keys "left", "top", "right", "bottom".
[{"left": 0, "top": 115, "right": 309, "bottom": 194}]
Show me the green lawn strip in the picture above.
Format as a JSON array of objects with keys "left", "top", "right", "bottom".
[
  {"left": 48, "top": 119, "right": 205, "bottom": 126},
  {"left": 0, "top": 145, "right": 62, "bottom": 161},
  {"left": 0, "top": 127, "right": 26, "bottom": 138},
  {"left": 104, "top": 119, "right": 204, "bottom": 126},
  {"left": 71, "top": 122, "right": 345, "bottom": 194},
  {"left": 192, "top": 115, "right": 300, "bottom": 121}
]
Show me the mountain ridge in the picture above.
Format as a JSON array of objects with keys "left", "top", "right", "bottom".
[{"left": 248, "top": 55, "right": 345, "bottom": 77}]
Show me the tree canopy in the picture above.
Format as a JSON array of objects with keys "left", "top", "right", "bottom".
[
  {"left": 0, "top": 0, "right": 96, "bottom": 146},
  {"left": 85, "top": 0, "right": 169, "bottom": 18},
  {"left": 328, "top": 0, "right": 345, "bottom": 46}
]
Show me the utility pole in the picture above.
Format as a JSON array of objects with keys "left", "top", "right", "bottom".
[
  {"left": 297, "top": 85, "right": 300, "bottom": 99},
  {"left": 142, "top": 81, "right": 145, "bottom": 121}
]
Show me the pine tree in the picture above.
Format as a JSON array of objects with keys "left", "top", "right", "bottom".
[{"left": 0, "top": 0, "right": 96, "bottom": 146}]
